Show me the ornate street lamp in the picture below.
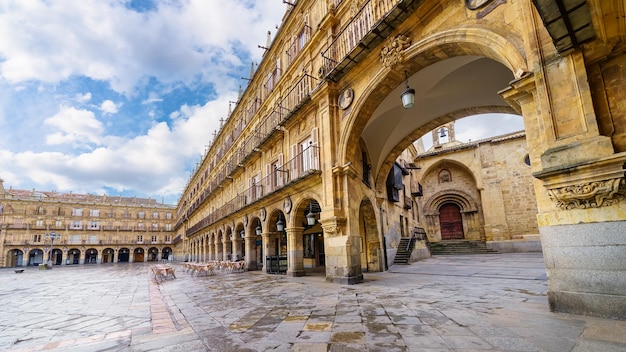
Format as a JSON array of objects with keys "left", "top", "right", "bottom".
[{"left": 45, "top": 231, "right": 61, "bottom": 267}]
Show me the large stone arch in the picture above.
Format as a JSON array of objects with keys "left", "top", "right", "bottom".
[{"left": 339, "top": 26, "right": 527, "bottom": 197}]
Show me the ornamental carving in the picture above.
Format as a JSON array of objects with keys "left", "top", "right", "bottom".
[
  {"left": 380, "top": 34, "right": 412, "bottom": 68},
  {"left": 547, "top": 178, "right": 625, "bottom": 209}
]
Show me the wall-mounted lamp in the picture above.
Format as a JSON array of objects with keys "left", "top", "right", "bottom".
[
  {"left": 256, "top": 225, "right": 262, "bottom": 236},
  {"left": 276, "top": 213, "right": 285, "bottom": 232},
  {"left": 240, "top": 230, "right": 245, "bottom": 239},
  {"left": 306, "top": 199, "right": 317, "bottom": 226},
  {"left": 401, "top": 71, "right": 415, "bottom": 109},
  {"left": 229, "top": 234, "right": 234, "bottom": 241}
]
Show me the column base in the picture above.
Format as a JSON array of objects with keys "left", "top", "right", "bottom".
[
  {"left": 541, "top": 221, "right": 626, "bottom": 320},
  {"left": 287, "top": 270, "right": 306, "bottom": 277},
  {"left": 327, "top": 274, "right": 364, "bottom": 285}
]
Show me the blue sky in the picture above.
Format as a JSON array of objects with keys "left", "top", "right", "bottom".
[
  {"left": 0, "top": 0, "right": 287, "bottom": 204},
  {"left": 0, "top": 0, "right": 524, "bottom": 205}
]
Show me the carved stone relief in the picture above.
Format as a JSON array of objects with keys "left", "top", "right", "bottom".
[{"left": 380, "top": 34, "right": 412, "bottom": 68}]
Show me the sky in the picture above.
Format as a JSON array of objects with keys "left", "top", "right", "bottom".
[{"left": 0, "top": 0, "right": 525, "bottom": 205}]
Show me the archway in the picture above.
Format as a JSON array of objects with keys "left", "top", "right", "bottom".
[
  {"left": 148, "top": 247, "right": 159, "bottom": 262},
  {"left": 51, "top": 248, "right": 63, "bottom": 265},
  {"left": 102, "top": 248, "right": 114, "bottom": 263},
  {"left": 67, "top": 248, "right": 81, "bottom": 264},
  {"left": 27, "top": 248, "right": 44, "bottom": 266},
  {"left": 359, "top": 197, "right": 381, "bottom": 272},
  {"left": 438, "top": 203, "right": 464, "bottom": 240},
  {"left": 133, "top": 248, "right": 144, "bottom": 262},
  {"left": 118, "top": 248, "right": 130, "bottom": 262},
  {"left": 85, "top": 248, "right": 98, "bottom": 264},
  {"left": 8, "top": 249, "right": 24, "bottom": 267},
  {"left": 161, "top": 247, "right": 172, "bottom": 261}
]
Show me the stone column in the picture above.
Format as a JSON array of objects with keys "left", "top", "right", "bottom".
[
  {"left": 261, "top": 232, "right": 273, "bottom": 273},
  {"left": 286, "top": 226, "right": 305, "bottom": 277},
  {"left": 500, "top": 51, "right": 626, "bottom": 319},
  {"left": 320, "top": 216, "right": 363, "bottom": 284},
  {"left": 245, "top": 230, "right": 258, "bottom": 270}
]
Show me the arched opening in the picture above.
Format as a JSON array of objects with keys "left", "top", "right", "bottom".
[
  {"left": 8, "top": 249, "right": 24, "bottom": 267},
  {"left": 102, "top": 248, "right": 114, "bottom": 263},
  {"left": 85, "top": 248, "right": 98, "bottom": 264},
  {"left": 118, "top": 248, "right": 130, "bottom": 262},
  {"left": 248, "top": 217, "right": 263, "bottom": 270},
  {"left": 51, "top": 248, "right": 63, "bottom": 265},
  {"left": 148, "top": 247, "right": 159, "bottom": 262},
  {"left": 133, "top": 248, "right": 144, "bottom": 262},
  {"left": 438, "top": 203, "right": 464, "bottom": 240},
  {"left": 359, "top": 197, "right": 381, "bottom": 272},
  {"left": 267, "top": 210, "right": 287, "bottom": 274},
  {"left": 301, "top": 198, "right": 323, "bottom": 272},
  {"left": 67, "top": 248, "right": 81, "bottom": 264},
  {"left": 27, "top": 248, "right": 44, "bottom": 266},
  {"left": 161, "top": 247, "right": 172, "bottom": 261}
]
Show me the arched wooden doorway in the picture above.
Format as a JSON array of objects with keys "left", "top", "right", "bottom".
[{"left": 439, "top": 203, "right": 464, "bottom": 240}]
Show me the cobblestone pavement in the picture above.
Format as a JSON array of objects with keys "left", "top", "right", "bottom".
[{"left": 0, "top": 253, "right": 624, "bottom": 351}]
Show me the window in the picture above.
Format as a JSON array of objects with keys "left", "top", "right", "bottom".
[
  {"left": 151, "top": 235, "right": 158, "bottom": 243},
  {"left": 165, "top": 235, "right": 172, "bottom": 243},
  {"left": 70, "top": 235, "right": 81, "bottom": 244},
  {"left": 152, "top": 223, "right": 159, "bottom": 231},
  {"left": 107, "top": 211, "right": 115, "bottom": 218},
  {"left": 88, "top": 221, "right": 99, "bottom": 230},
  {"left": 152, "top": 212, "right": 159, "bottom": 219},
  {"left": 35, "top": 219, "right": 43, "bottom": 227},
  {"left": 137, "top": 211, "right": 145, "bottom": 219},
  {"left": 37, "top": 206, "right": 44, "bottom": 215},
  {"left": 71, "top": 221, "right": 83, "bottom": 229},
  {"left": 88, "top": 235, "right": 98, "bottom": 244},
  {"left": 33, "top": 234, "right": 42, "bottom": 243},
  {"left": 55, "top": 220, "right": 63, "bottom": 228},
  {"left": 90, "top": 209, "right": 100, "bottom": 217},
  {"left": 165, "top": 213, "right": 172, "bottom": 220},
  {"left": 72, "top": 208, "right": 83, "bottom": 216},
  {"left": 137, "top": 235, "right": 143, "bottom": 243},
  {"left": 386, "top": 163, "right": 403, "bottom": 202},
  {"left": 165, "top": 224, "right": 172, "bottom": 231},
  {"left": 137, "top": 222, "right": 145, "bottom": 230}
]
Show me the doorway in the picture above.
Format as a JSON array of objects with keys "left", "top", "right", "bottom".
[{"left": 439, "top": 203, "right": 464, "bottom": 240}]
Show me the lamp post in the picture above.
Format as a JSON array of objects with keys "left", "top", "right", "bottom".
[{"left": 45, "top": 231, "right": 61, "bottom": 267}]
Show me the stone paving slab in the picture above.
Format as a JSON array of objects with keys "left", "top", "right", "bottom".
[{"left": 0, "top": 253, "right": 624, "bottom": 351}]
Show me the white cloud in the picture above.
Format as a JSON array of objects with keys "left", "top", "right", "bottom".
[
  {"left": 76, "top": 92, "right": 92, "bottom": 103},
  {"left": 0, "top": 0, "right": 287, "bottom": 95},
  {"left": 100, "top": 99, "right": 120, "bottom": 114},
  {"left": 44, "top": 106, "right": 103, "bottom": 146}
]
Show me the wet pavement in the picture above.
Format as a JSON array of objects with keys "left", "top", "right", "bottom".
[{"left": 0, "top": 253, "right": 624, "bottom": 351}]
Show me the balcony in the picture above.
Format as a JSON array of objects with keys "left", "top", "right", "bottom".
[
  {"left": 320, "top": 0, "right": 420, "bottom": 81},
  {"left": 186, "top": 145, "right": 321, "bottom": 237},
  {"left": 178, "top": 74, "right": 320, "bottom": 228}
]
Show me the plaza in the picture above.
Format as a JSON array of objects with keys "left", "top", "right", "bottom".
[{"left": 0, "top": 253, "right": 624, "bottom": 351}]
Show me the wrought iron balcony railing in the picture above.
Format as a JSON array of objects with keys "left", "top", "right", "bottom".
[{"left": 185, "top": 145, "right": 320, "bottom": 237}]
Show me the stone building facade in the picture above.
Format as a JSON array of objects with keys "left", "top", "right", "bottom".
[
  {"left": 413, "top": 124, "right": 540, "bottom": 251},
  {"left": 175, "top": 0, "right": 626, "bottom": 319},
  {"left": 0, "top": 180, "right": 177, "bottom": 267}
]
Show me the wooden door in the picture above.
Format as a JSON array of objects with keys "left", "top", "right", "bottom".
[{"left": 439, "top": 203, "right": 464, "bottom": 240}]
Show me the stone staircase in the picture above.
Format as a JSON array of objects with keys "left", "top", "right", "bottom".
[
  {"left": 393, "top": 237, "right": 418, "bottom": 265},
  {"left": 430, "top": 240, "right": 499, "bottom": 255}
]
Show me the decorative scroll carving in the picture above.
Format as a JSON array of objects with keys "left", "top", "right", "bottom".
[
  {"left": 319, "top": 216, "right": 347, "bottom": 237},
  {"left": 547, "top": 178, "right": 625, "bottom": 209},
  {"left": 380, "top": 34, "right": 412, "bottom": 68}
]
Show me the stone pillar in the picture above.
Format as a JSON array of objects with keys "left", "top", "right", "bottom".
[
  {"left": 286, "top": 226, "right": 305, "bottom": 277},
  {"left": 500, "top": 51, "right": 626, "bottom": 319},
  {"left": 245, "top": 230, "right": 258, "bottom": 270},
  {"left": 320, "top": 217, "right": 363, "bottom": 284},
  {"left": 62, "top": 249, "right": 68, "bottom": 265},
  {"left": 261, "top": 232, "right": 273, "bottom": 273}
]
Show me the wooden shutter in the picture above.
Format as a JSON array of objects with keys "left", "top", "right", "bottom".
[
  {"left": 311, "top": 128, "right": 319, "bottom": 169},
  {"left": 290, "top": 144, "right": 299, "bottom": 179}
]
